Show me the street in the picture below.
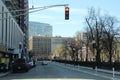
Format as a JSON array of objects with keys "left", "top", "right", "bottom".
[{"left": 0, "top": 61, "right": 117, "bottom": 80}]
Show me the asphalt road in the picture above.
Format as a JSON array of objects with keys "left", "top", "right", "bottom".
[{"left": 0, "top": 61, "right": 116, "bottom": 80}]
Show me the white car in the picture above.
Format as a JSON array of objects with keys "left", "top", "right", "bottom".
[
  {"left": 41, "top": 60, "right": 48, "bottom": 65},
  {"left": 28, "top": 59, "right": 36, "bottom": 67},
  {"left": 29, "top": 61, "right": 34, "bottom": 67}
]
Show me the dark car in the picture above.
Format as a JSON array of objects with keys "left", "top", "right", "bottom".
[
  {"left": 12, "top": 59, "right": 30, "bottom": 72},
  {"left": 0, "top": 63, "right": 8, "bottom": 72}
]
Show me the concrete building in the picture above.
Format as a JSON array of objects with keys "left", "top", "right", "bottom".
[
  {"left": 29, "top": 36, "right": 70, "bottom": 60},
  {"left": 0, "top": 1, "right": 24, "bottom": 67},
  {"left": 0, "top": 0, "right": 29, "bottom": 68},
  {"left": 19, "top": 0, "right": 29, "bottom": 57},
  {"left": 3, "top": 0, "right": 29, "bottom": 57},
  {"left": 29, "top": 21, "right": 52, "bottom": 37},
  {"left": 29, "top": 36, "right": 51, "bottom": 60}
]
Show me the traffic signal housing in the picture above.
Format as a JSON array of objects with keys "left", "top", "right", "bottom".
[{"left": 65, "top": 7, "right": 69, "bottom": 20}]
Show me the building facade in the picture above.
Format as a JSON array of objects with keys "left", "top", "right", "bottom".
[
  {"left": 0, "top": 0, "right": 29, "bottom": 68},
  {"left": 3, "top": 0, "right": 29, "bottom": 57},
  {"left": 29, "top": 21, "right": 52, "bottom": 37},
  {"left": 19, "top": 0, "right": 29, "bottom": 56},
  {"left": 29, "top": 36, "right": 51, "bottom": 60},
  {"left": 29, "top": 36, "right": 71, "bottom": 60},
  {"left": 0, "top": 1, "right": 24, "bottom": 67}
]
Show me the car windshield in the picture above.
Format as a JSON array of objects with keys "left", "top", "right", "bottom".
[
  {"left": 0, "top": 0, "right": 120, "bottom": 80},
  {"left": 14, "top": 59, "right": 25, "bottom": 63}
]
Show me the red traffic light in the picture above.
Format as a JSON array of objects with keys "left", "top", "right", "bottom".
[
  {"left": 65, "top": 7, "right": 69, "bottom": 20},
  {"left": 65, "top": 7, "right": 69, "bottom": 11}
]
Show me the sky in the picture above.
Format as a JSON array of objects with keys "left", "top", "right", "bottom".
[{"left": 29, "top": 0, "right": 120, "bottom": 37}]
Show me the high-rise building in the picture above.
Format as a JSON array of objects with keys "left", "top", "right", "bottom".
[
  {"left": 19, "top": 0, "right": 29, "bottom": 57},
  {"left": 2, "top": 0, "right": 29, "bottom": 31},
  {"left": 0, "top": 0, "right": 29, "bottom": 67},
  {"left": 3, "top": 0, "right": 29, "bottom": 55},
  {"left": 29, "top": 21, "right": 52, "bottom": 37}
]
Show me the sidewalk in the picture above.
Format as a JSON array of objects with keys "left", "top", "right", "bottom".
[
  {"left": 58, "top": 62, "right": 120, "bottom": 75},
  {"left": 79, "top": 65, "right": 120, "bottom": 75},
  {"left": 0, "top": 72, "right": 10, "bottom": 77},
  {"left": 53, "top": 62, "right": 120, "bottom": 79}
]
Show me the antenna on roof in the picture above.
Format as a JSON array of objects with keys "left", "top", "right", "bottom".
[{"left": 32, "top": 0, "right": 34, "bottom": 8}]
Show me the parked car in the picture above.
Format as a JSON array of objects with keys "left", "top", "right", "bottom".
[
  {"left": 12, "top": 59, "right": 31, "bottom": 72},
  {"left": 28, "top": 59, "right": 36, "bottom": 68},
  {"left": 28, "top": 60, "right": 34, "bottom": 68},
  {"left": 0, "top": 63, "right": 8, "bottom": 73}
]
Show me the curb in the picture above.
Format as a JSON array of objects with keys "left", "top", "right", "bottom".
[
  {"left": 55, "top": 62, "right": 120, "bottom": 75},
  {"left": 0, "top": 72, "right": 10, "bottom": 77},
  {"left": 97, "top": 68, "right": 120, "bottom": 75},
  {"left": 79, "top": 66, "right": 120, "bottom": 75}
]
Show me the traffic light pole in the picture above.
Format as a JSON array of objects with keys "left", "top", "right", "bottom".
[{"left": 0, "top": 4, "right": 69, "bottom": 20}]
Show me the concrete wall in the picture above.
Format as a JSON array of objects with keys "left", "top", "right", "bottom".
[{"left": 0, "top": 1, "right": 24, "bottom": 51}]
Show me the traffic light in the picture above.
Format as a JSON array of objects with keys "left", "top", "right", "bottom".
[{"left": 65, "top": 7, "right": 69, "bottom": 20}]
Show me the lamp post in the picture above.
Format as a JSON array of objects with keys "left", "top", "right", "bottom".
[
  {"left": 19, "top": 42, "right": 22, "bottom": 59},
  {"left": 92, "top": 40, "right": 96, "bottom": 61},
  {"left": 92, "top": 40, "right": 96, "bottom": 69},
  {"left": 72, "top": 48, "right": 76, "bottom": 61}
]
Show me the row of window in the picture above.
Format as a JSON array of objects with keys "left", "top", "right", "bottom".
[{"left": 0, "top": 1, "right": 24, "bottom": 49}]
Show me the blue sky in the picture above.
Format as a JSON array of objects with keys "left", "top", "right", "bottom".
[{"left": 29, "top": 0, "right": 120, "bottom": 37}]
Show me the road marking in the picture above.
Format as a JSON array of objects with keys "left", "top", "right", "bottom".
[{"left": 12, "top": 79, "right": 95, "bottom": 80}]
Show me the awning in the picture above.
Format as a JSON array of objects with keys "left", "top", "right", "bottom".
[
  {"left": 13, "top": 49, "right": 21, "bottom": 54},
  {"left": 8, "top": 48, "right": 23, "bottom": 54}
]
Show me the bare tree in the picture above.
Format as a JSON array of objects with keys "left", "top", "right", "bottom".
[
  {"left": 66, "top": 38, "right": 76, "bottom": 61},
  {"left": 75, "top": 31, "right": 91, "bottom": 61},
  {"left": 85, "top": 8, "right": 120, "bottom": 63},
  {"left": 101, "top": 15, "right": 120, "bottom": 62},
  {"left": 85, "top": 8, "right": 105, "bottom": 63},
  {"left": 75, "top": 32, "right": 84, "bottom": 61}
]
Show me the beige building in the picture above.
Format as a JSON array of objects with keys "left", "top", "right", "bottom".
[
  {"left": 29, "top": 36, "right": 51, "bottom": 60},
  {"left": 29, "top": 36, "right": 71, "bottom": 60}
]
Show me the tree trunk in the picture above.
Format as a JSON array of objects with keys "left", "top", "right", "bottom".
[
  {"left": 109, "top": 52, "right": 112, "bottom": 63},
  {"left": 96, "top": 49, "right": 101, "bottom": 63}
]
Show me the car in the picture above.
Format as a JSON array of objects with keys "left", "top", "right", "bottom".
[
  {"left": 28, "top": 61, "right": 34, "bottom": 68},
  {"left": 12, "top": 59, "right": 31, "bottom": 72},
  {"left": 41, "top": 60, "right": 48, "bottom": 65},
  {"left": 28, "top": 59, "right": 36, "bottom": 68},
  {"left": 0, "top": 63, "right": 8, "bottom": 72}
]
